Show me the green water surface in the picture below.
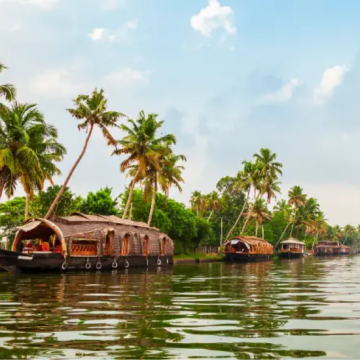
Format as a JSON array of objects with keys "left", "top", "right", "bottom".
[{"left": 0, "top": 256, "right": 360, "bottom": 359}]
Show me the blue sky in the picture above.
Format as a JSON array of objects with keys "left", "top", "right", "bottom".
[{"left": 1, "top": 0, "right": 360, "bottom": 225}]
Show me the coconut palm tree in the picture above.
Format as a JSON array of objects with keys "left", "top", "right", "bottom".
[
  {"left": 274, "top": 199, "right": 291, "bottom": 212},
  {"left": 205, "top": 191, "right": 222, "bottom": 221},
  {"left": 254, "top": 148, "right": 283, "bottom": 180},
  {"left": 244, "top": 198, "right": 271, "bottom": 238},
  {"left": 261, "top": 176, "right": 281, "bottom": 204},
  {"left": 190, "top": 190, "right": 204, "bottom": 216},
  {"left": 0, "top": 62, "right": 16, "bottom": 105},
  {"left": 225, "top": 161, "right": 255, "bottom": 240},
  {"left": 288, "top": 186, "right": 307, "bottom": 209},
  {"left": 113, "top": 111, "right": 176, "bottom": 219},
  {"left": 130, "top": 152, "right": 186, "bottom": 225},
  {"left": 45, "top": 88, "right": 124, "bottom": 219},
  {"left": 0, "top": 103, "right": 65, "bottom": 218}
]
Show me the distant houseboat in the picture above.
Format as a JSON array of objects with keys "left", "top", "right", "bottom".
[
  {"left": 315, "top": 241, "right": 350, "bottom": 256},
  {"left": 0, "top": 213, "right": 174, "bottom": 273},
  {"left": 279, "top": 238, "right": 306, "bottom": 259},
  {"left": 224, "top": 236, "right": 274, "bottom": 262}
]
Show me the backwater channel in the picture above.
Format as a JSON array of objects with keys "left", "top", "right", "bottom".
[{"left": 0, "top": 256, "right": 360, "bottom": 359}]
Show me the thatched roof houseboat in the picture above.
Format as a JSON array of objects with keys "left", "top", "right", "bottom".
[
  {"left": 224, "top": 236, "right": 273, "bottom": 262},
  {"left": 315, "top": 240, "right": 350, "bottom": 256},
  {"left": 0, "top": 213, "right": 174, "bottom": 273},
  {"left": 279, "top": 238, "right": 306, "bottom": 259}
]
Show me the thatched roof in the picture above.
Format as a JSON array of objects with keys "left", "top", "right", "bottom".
[
  {"left": 52, "top": 213, "right": 157, "bottom": 231},
  {"left": 226, "top": 236, "right": 273, "bottom": 247},
  {"left": 281, "top": 238, "right": 305, "bottom": 245}
]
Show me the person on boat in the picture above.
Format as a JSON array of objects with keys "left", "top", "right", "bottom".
[
  {"left": 53, "top": 238, "right": 62, "bottom": 253},
  {"left": 37, "top": 238, "right": 50, "bottom": 252},
  {"left": 23, "top": 240, "right": 34, "bottom": 252}
]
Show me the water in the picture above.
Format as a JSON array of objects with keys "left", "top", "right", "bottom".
[{"left": 1, "top": 256, "right": 360, "bottom": 359}]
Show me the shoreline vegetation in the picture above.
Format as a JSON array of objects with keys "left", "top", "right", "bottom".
[{"left": 1, "top": 61, "right": 360, "bottom": 255}]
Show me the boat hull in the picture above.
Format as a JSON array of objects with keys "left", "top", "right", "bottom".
[
  {"left": 0, "top": 249, "right": 173, "bottom": 273},
  {"left": 225, "top": 253, "right": 273, "bottom": 262},
  {"left": 279, "top": 252, "right": 304, "bottom": 259}
]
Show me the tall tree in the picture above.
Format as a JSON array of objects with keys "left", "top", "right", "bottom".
[
  {"left": 245, "top": 198, "right": 271, "bottom": 238},
  {"left": 45, "top": 88, "right": 124, "bottom": 219},
  {"left": 253, "top": 148, "right": 283, "bottom": 181},
  {"left": 190, "top": 191, "right": 204, "bottom": 216},
  {"left": 0, "top": 103, "right": 58, "bottom": 218},
  {"left": 0, "top": 62, "right": 16, "bottom": 106},
  {"left": 113, "top": 111, "right": 176, "bottom": 219},
  {"left": 205, "top": 191, "right": 221, "bottom": 221}
]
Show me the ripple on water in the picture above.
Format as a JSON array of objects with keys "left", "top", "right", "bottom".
[{"left": 0, "top": 257, "right": 360, "bottom": 359}]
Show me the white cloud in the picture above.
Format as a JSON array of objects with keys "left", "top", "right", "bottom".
[
  {"left": 191, "top": 0, "right": 236, "bottom": 37},
  {"left": 264, "top": 78, "right": 299, "bottom": 102},
  {"left": 100, "top": 0, "right": 126, "bottom": 10},
  {"left": 24, "top": 0, "right": 59, "bottom": 9},
  {"left": 314, "top": 65, "right": 347, "bottom": 105},
  {"left": 104, "top": 68, "right": 151, "bottom": 86},
  {"left": 8, "top": 23, "right": 22, "bottom": 32},
  {"left": 88, "top": 20, "right": 137, "bottom": 42},
  {"left": 28, "top": 69, "right": 87, "bottom": 98}
]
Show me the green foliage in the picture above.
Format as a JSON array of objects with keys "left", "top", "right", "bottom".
[
  {"left": 31, "top": 185, "right": 83, "bottom": 217},
  {"left": 79, "top": 187, "right": 118, "bottom": 215},
  {"left": 0, "top": 197, "right": 25, "bottom": 244},
  {"left": 121, "top": 189, "right": 215, "bottom": 253}
]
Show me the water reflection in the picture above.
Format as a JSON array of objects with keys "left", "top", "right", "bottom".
[{"left": 0, "top": 257, "right": 360, "bottom": 359}]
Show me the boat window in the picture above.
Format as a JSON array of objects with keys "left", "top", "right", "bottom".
[
  {"left": 161, "top": 237, "right": 167, "bottom": 256},
  {"left": 143, "top": 236, "right": 149, "bottom": 256},
  {"left": 121, "top": 234, "right": 131, "bottom": 256},
  {"left": 71, "top": 239, "right": 98, "bottom": 257}
]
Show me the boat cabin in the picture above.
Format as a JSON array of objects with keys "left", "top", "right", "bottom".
[
  {"left": 279, "top": 238, "right": 305, "bottom": 258},
  {"left": 224, "top": 236, "right": 273, "bottom": 261}
]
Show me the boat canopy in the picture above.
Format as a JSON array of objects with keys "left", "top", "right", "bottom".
[{"left": 281, "top": 238, "right": 305, "bottom": 246}]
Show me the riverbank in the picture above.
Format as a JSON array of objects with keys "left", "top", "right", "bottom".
[{"left": 174, "top": 253, "right": 225, "bottom": 264}]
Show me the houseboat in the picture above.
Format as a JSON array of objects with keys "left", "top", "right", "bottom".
[
  {"left": 0, "top": 213, "right": 174, "bottom": 273},
  {"left": 224, "top": 236, "right": 274, "bottom": 262},
  {"left": 315, "top": 240, "right": 350, "bottom": 256},
  {"left": 279, "top": 238, "right": 306, "bottom": 259}
]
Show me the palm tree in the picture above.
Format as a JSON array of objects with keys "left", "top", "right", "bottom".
[
  {"left": 288, "top": 186, "right": 307, "bottom": 209},
  {"left": 0, "top": 103, "right": 65, "bottom": 218},
  {"left": 113, "top": 111, "right": 176, "bottom": 219},
  {"left": 205, "top": 191, "right": 221, "bottom": 221},
  {"left": 274, "top": 199, "right": 291, "bottom": 212},
  {"left": 253, "top": 148, "right": 283, "bottom": 180},
  {"left": 45, "top": 88, "right": 124, "bottom": 219},
  {"left": 190, "top": 191, "right": 204, "bottom": 216},
  {"left": 0, "top": 62, "right": 16, "bottom": 105},
  {"left": 131, "top": 152, "right": 186, "bottom": 225},
  {"left": 225, "top": 161, "right": 254, "bottom": 240},
  {"left": 244, "top": 198, "right": 271, "bottom": 238},
  {"left": 261, "top": 176, "right": 281, "bottom": 204}
]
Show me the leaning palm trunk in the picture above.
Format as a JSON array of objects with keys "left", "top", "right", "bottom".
[
  {"left": 226, "top": 189, "right": 250, "bottom": 240},
  {"left": 123, "top": 167, "right": 141, "bottom": 219},
  {"left": 0, "top": 178, "right": 5, "bottom": 201},
  {"left": 240, "top": 192, "right": 260, "bottom": 235},
  {"left": 274, "top": 222, "right": 291, "bottom": 249},
  {"left": 147, "top": 173, "right": 157, "bottom": 225},
  {"left": 255, "top": 222, "right": 259, "bottom": 237},
  {"left": 45, "top": 124, "right": 94, "bottom": 219},
  {"left": 207, "top": 210, "right": 214, "bottom": 221},
  {"left": 25, "top": 192, "right": 30, "bottom": 220}
]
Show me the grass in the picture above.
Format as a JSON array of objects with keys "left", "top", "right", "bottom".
[{"left": 174, "top": 253, "right": 224, "bottom": 261}]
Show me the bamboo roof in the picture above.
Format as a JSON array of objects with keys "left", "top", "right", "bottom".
[
  {"left": 53, "top": 213, "right": 158, "bottom": 230},
  {"left": 281, "top": 238, "right": 305, "bottom": 245},
  {"left": 226, "top": 236, "right": 273, "bottom": 247}
]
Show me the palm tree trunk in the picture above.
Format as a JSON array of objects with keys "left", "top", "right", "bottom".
[
  {"left": 241, "top": 192, "right": 260, "bottom": 235},
  {"left": 255, "top": 222, "right": 258, "bottom": 237},
  {"left": 262, "top": 225, "right": 264, "bottom": 239},
  {"left": 45, "top": 123, "right": 94, "bottom": 219},
  {"left": 225, "top": 189, "right": 250, "bottom": 240},
  {"left": 147, "top": 173, "right": 157, "bottom": 225},
  {"left": 25, "top": 192, "right": 30, "bottom": 220},
  {"left": 296, "top": 225, "right": 300, "bottom": 238},
  {"left": 0, "top": 177, "right": 5, "bottom": 201},
  {"left": 274, "top": 222, "right": 290, "bottom": 249},
  {"left": 290, "top": 223, "right": 294, "bottom": 237},
  {"left": 207, "top": 210, "right": 214, "bottom": 221},
  {"left": 123, "top": 167, "right": 141, "bottom": 219}
]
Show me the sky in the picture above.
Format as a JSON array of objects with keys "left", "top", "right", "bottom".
[{"left": 1, "top": 0, "right": 360, "bottom": 226}]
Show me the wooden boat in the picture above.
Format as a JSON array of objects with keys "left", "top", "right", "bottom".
[
  {"left": 279, "top": 238, "right": 306, "bottom": 259},
  {"left": 0, "top": 213, "right": 174, "bottom": 273},
  {"left": 315, "top": 240, "right": 350, "bottom": 256},
  {"left": 224, "top": 236, "right": 274, "bottom": 262}
]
